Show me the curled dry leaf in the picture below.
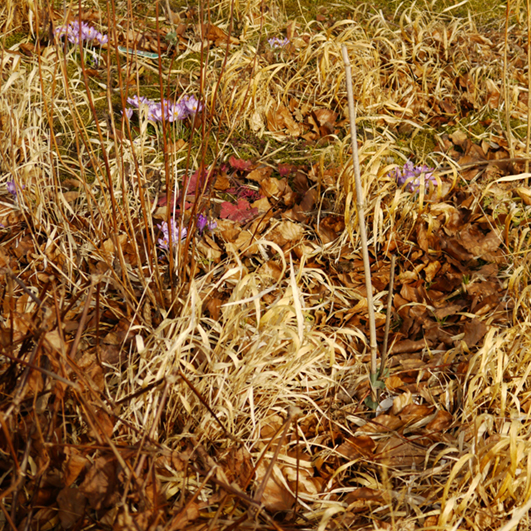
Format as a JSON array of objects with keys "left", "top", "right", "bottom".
[
  {"left": 266, "top": 104, "right": 303, "bottom": 136},
  {"left": 255, "top": 460, "right": 295, "bottom": 512},
  {"left": 426, "top": 409, "right": 453, "bottom": 432}
]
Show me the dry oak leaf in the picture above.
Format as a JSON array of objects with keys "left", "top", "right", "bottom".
[
  {"left": 344, "top": 487, "right": 384, "bottom": 512},
  {"left": 246, "top": 165, "right": 272, "bottom": 182},
  {"left": 260, "top": 176, "right": 288, "bottom": 199},
  {"left": 79, "top": 457, "right": 117, "bottom": 510},
  {"left": 398, "top": 403, "right": 436, "bottom": 428},
  {"left": 462, "top": 318, "right": 487, "bottom": 347},
  {"left": 458, "top": 225, "right": 502, "bottom": 261},
  {"left": 337, "top": 435, "right": 376, "bottom": 459},
  {"left": 57, "top": 487, "right": 87, "bottom": 529},
  {"left": 266, "top": 103, "right": 303, "bottom": 136},
  {"left": 216, "top": 218, "right": 241, "bottom": 243},
  {"left": 63, "top": 447, "right": 88, "bottom": 488},
  {"left": 268, "top": 220, "right": 304, "bottom": 247},
  {"left": 168, "top": 502, "right": 200, "bottom": 531},
  {"left": 362, "top": 414, "right": 404, "bottom": 434},
  {"left": 200, "top": 23, "right": 239, "bottom": 45}
]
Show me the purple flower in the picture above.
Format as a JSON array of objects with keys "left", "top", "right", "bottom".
[
  {"left": 197, "top": 214, "right": 208, "bottom": 233},
  {"left": 125, "top": 95, "right": 202, "bottom": 123},
  {"left": 391, "top": 161, "right": 437, "bottom": 193},
  {"left": 157, "top": 219, "right": 187, "bottom": 250},
  {"left": 167, "top": 100, "right": 188, "bottom": 121},
  {"left": 181, "top": 95, "right": 202, "bottom": 115},
  {"left": 268, "top": 37, "right": 289, "bottom": 49},
  {"left": 122, "top": 107, "right": 133, "bottom": 120},
  {"left": 127, "top": 95, "right": 151, "bottom": 108},
  {"left": 55, "top": 20, "right": 108, "bottom": 47},
  {"left": 7, "top": 180, "right": 24, "bottom": 198},
  {"left": 197, "top": 214, "right": 217, "bottom": 234}
]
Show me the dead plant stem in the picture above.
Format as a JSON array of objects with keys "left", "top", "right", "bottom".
[
  {"left": 504, "top": 0, "right": 513, "bottom": 157},
  {"left": 380, "top": 255, "right": 396, "bottom": 376},
  {"left": 341, "top": 44, "right": 378, "bottom": 397}
]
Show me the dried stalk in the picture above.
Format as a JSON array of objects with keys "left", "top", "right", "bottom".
[
  {"left": 341, "top": 44, "right": 378, "bottom": 396},
  {"left": 504, "top": 0, "right": 513, "bottom": 157},
  {"left": 527, "top": 0, "right": 531, "bottom": 179},
  {"left": 380, "top": 255, "right": 396, "bottom": 375}
]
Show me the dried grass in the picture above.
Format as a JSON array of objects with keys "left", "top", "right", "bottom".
[{"left": 1, "top": 0, "right": 531, "bottom": 529}]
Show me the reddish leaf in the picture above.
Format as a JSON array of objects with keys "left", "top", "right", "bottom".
[
  {"left": 229, "top": 155, "right": 253, "bottom": 171},
  {"left": 219, "top": 199, "right": 258, "bottom": 223}
]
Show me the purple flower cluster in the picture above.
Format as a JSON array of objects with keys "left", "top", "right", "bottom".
[
  {"left": 268, "top": 37, "right": 289, "bottom": 49},
  {"left": 125, "top": 94, "right": 202, "bottom": 123},
  {"left": 391, "top": 161, "right": 437, "bottom": 193},
  {"left": 157, "top": 219, "right": 187, "bottom": 251},
  {"left": 55, "top": 20, "right": 108, "bottom": 46},
  {"left": 157, "top": 214, "right": 216, "bottom": 251}
]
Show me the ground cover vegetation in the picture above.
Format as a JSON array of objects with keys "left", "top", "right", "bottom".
[{"left": 1, "top": 0, "right": 531, "bottom": 529}]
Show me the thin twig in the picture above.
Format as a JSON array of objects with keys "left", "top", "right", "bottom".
[
  {"left": 380, "top": 254, "right": 396, "bottom": 376},
  {"left": 341, "top": 45, "right": 378, "bottom": 399}
]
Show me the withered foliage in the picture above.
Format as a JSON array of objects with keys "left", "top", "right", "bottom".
[{"left": 1, "top": 1, "right": 531, "bottom": 530}]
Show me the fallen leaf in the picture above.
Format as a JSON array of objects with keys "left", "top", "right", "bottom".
[
  {"left": 220, "top": 198, "right": 258, "bottom": 223},
  {"left": 57, "top": 487, "right": 87, "bottom": 529},
  {"left": 376, "top": 436, "right": 426, "bottom": 468},
  {"left": 255, "top": 460, "right": 295, "bottom": 512},
  {"left": 229, "top": 155, "right": 253, "bottom": 171},
  {"left": 462, "top": 318, "right": 487, "bottom": 347},
  {"left": 79, "top": 457, "right": 117, "bottom": 510},
  {"left": 337, "top": 435, "right": 376, "bottom": 459},
  {"left": 426, "top": 410, "right": 453, "bottom": 432}
]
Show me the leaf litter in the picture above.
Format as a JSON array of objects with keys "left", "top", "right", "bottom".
[{"left": 1, "top": 0, "right": 531, "bottom": 530}]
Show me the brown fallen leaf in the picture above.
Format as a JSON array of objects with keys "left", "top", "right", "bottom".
[
  {"left": 79, "top": 457, "right": 118, "bottom": 510},
  {"left": 398, "top": 403, "right": 435, "bottom": 428},
  {"left": 462, "top": 318, "right": 487, "bottom": 347},
  {"left": 376, "top": 436, "right": 426, "bottom": 468},
  {"left": 363, "top": 414, "right": 404, "bottom": 433},
  {"left": 200, "top": 23, "right": 239, "bottom": 45},
  {"left": 344, "top": 487, "right": 385, "bottom": 512},
  {"left": 63, "top": 447, "right": 88, "bottom": 487},
  {"left": 57, "top": 487, "right": 87, "bottom": 529},
  {"left": 168, "top": 502, "right": 200, "bottom": 531},
  {"left": 426, "top": 409, "right": 453, "bottom": 432},
  {"left": 337, "top": 435, "right": 376, "bottom": 459},
  {"left": 255, "top": 460, "right": 295, "bottom": 512}
]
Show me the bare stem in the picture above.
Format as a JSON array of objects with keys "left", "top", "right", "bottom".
[
  {"left": 380, "top": 255, "right": 396, "bottom": 376},
  {"left": 341, "top": 45, "right": 378, "bottom": 398}
]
